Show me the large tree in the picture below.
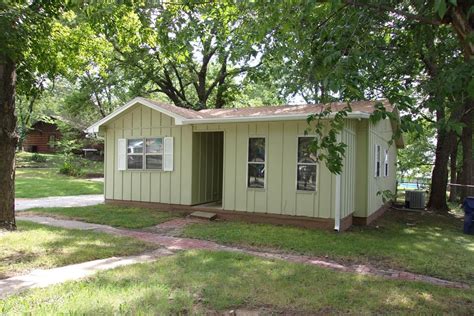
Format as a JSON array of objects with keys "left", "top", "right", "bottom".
[
  {"left": 0, "top": 1, "right": 67, "bottom": 230},
  {"left": 254, "top": 1, "right": 473, "bottom": 210},
  {"left": 82, "top": 1, "right": 270, "bottom": 109}
]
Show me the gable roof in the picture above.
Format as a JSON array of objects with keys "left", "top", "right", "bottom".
[{"left": 86, "top": 97, "right": 399, "bottom": 140}]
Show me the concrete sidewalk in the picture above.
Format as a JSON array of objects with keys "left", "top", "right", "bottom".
[
  {"left": 15, "top": 194, "right": 104, "bottom": 211},
  {"left": 0, "top": 248, "right": 172, "bottom": 299}
]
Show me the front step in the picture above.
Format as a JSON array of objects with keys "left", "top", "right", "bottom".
[{"left": 189, "top": 211, "right": 217, "bottom": 220}]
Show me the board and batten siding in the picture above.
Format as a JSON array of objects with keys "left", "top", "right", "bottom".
[
  {"left": 366, "top": 118, "right": 397, "bottom": 216},
  {"left": 194, "top": 120, "right": 337, "bottom": 219},
  {"left": 103, "top": 103, "right": 193, "bottom": 205},
  {"left": 339, "top": 120, "right": 357, "bottom": 219}
]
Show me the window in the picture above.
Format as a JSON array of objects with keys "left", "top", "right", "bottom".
[
  {"left": 127, "top": 138, "right": 163, "bottom": 170},
  {"left": 145, "top": 138, "right": 163, "bottom": 169},
  {"left": 375, "top": 144, "right": 381, "bottom": 177},
  {"left": 297, "top": 137, "right": 317, "bottom": 191},
  {"left": 384, "top": 148, "right": 389, "bottom": 177},
  {"left": 248, "top": 137, "right": 265, "bottom": 188}
]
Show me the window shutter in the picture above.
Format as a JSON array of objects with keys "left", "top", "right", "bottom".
[
  {"left": 163, "top": 137, "right": 174, "bottom": 171},
  {"left": 117, "top": 138, "right": 126, "bottom": 171}
]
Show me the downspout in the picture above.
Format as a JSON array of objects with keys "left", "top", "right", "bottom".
[{"left": 334, "top": 131, "right": 342, "bottom": 232}]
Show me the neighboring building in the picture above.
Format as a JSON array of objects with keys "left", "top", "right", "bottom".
[
  {"left": 23, "top": 120, "right": 61, "bottom": 153},
  {"left": 87, "top": 97, "right": 404, "bottom": 231}
]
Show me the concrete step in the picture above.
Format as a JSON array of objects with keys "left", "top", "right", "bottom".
[{"left": 189, "top": 211, "right": 217, "bottom": 220}]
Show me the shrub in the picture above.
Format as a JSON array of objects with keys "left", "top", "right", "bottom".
[
  {"left": 30, "top": 153, "right": 47, "bottom": 163},
  {"left": 59, "top": 159, "right": 83, "bottom": 177}
]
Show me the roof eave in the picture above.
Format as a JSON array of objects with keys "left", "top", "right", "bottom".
[
  {"left": 85, "top": 97, "right": 188, "bottom": 134},
  {"left": 181, "top": 111, "right": 371, "bottom": 125}
]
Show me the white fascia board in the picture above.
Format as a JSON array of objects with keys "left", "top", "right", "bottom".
[
  {"left": 85, "top": 97, "right": 188, "bottom": 134},
  {"left": 180, "top": 111, "right": 370, "bottom": 125}
]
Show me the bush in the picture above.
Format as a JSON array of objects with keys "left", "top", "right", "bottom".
[
  {"left": 30, "top": 153, "right": 47, "bottom": 163},
  {"left": 59, "top": 160, "right": 83, "bottom": 177}
]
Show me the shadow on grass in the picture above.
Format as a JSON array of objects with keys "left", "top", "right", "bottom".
[
  {"left": 182, "top": 210, "right": 474, "bottom": 283},
  {"left": 0, "top": 221, "right": 155, "bottom": 279},
  {"left": 1, "top": 250, "right": 473, "bottom": 314}
]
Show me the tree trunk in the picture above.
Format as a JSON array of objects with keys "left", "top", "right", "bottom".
[
  {"left": 448, "top": 141, "right": 458, "bottom": 202},
  {"left": 458, "top": 102, "right": 474, "bottom": 201},
  {"left": 427, "top": 109, "right": 456, "bottom": 212},
  {"left": 0, "top": 56, "right": 18, "bottom": 230}
]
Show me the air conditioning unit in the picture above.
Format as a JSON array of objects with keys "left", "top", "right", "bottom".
[{"left": 405, "top": 191, "right": 425, "bottom": 209}]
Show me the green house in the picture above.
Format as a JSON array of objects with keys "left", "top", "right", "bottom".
[{"left": 87, "top": 97, "right": 404, "bottom": 231}]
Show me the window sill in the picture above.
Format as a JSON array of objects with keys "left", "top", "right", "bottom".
[
  {"left": 123, "top": 169, "right": 167, "bottom": 173},
  {"left": 247, "top": 187, "right": 266, "bottom": 192},
  {"left": 296, "top": 190, "right": 317, "bottom": 194}
]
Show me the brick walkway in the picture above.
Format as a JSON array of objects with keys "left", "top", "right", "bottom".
[{"left": 17, "top": 215, "right": 471, "bottom": 290}]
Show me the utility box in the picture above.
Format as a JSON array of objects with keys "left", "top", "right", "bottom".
[
  {"left": 463, "top": 197, "right": 474, "bottom": 235},
  {"left": 405, "top": 191, "right": 425, "bottom": 209}
]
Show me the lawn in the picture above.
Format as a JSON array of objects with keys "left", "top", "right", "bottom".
[
  {"left": 1, "top": 250, "right": 472, "bottom": 314},
  {"left": 16, "top": 168, "right": 103, "bottom": 198},
  {"left": 16, "top": 151, "right": 104, "bottom": 175},
  {"left": 183, "top": 210, "right": 474, "bottom": 284},
  {"left": 26, "top": 204, "right": 180, "bottom": 229},
  {"left": 0, "top": 220, "right": 157, "bottom": 279}
]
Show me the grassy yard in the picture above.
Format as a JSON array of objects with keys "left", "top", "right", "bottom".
[
  {"left": 16, "top": 151, "right": 104, "bottom": 174},
  {"left": 0, "top": 221, "right": 157, "bottom": 279},
  {"left": 26, "top": 204, "right": 180, "bottom": 229},
  {"left": 16, "top": 169, "right": 103, "bottom": 198},
  {"left": 1, "top": 250, "right": 472, "bottom": 314},
  {"left": 183, "top": 210, "right": 474, "bottom": 284}
]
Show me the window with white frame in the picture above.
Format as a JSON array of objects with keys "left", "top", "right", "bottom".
[
  {"left": 127, "top": 138, "right": 163, "bottom": 170},
  {"left": 297, "top": 136, "right": 317, "bottom": 191},
  {"left": 247, "top": 137, "right": 265, "bottom": 188},
  {"left": 375, "top": 144, "right": 381, "bottom": 177},
  {"left": 384, "top": 148, "right": 389, "bottom": 177}
]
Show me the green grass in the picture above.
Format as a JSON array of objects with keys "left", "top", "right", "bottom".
[
  {"left": 1, "top": 250, "right": 472, "bottom": 314},
  {"left": 0, "top": 220, "right": 157, "bottom": 279},
  {"left": 16, "top": 152, "right": 62, "bottom": 168},
  {"left": 16, "top": 151, "right": 104, "bottom": 175},
  {"left": 183, "top": 210, "right": 474, "bottom": 284},
  {"left": 26, "top": 204, "right": 180, "bottom": 229},
  {"left": 16, "top": 168, "right": 103, "bottom": 198}
]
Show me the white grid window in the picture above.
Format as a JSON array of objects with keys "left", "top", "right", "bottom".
[{"left": 127, "top": 138, "right": 163, "bottom": 170}]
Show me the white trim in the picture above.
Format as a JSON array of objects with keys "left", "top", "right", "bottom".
[
  {"left": 85, "top": 97, "right": 188, "bottom": 133},
  {"left": 86, "top": 97, "right": 373, "bottom": 134},
  {"left": 383, "top": 148, "right": 389, "bottom": 177},
  {"left": 246, "top": 136, "right": 267, "bottom": 190},
  {"left": 125, "top": 137, "right": 164, "bottom": 171},
  {"left": 181, "top": 111, "right": 370, "bottom": 125}
]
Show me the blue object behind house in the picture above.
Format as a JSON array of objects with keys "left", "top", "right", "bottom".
[{"left": 464, "top": 197, "right": 474, "bottom": 235}]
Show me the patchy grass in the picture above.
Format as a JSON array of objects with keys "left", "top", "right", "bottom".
[
  {"left": 16, "top": 168, "right": 103, "bottom": 198},
  {"left": 0, "top": 220, "right": 157, "bottom": 279},
  {"left": 16, "top": 152, "right": 62, "bottom": 168},
  {"left": 26, "top": 204, "right": 180, "bottom": 229},
  {"left": 1, "top": 250, "right": 473, "bottom": 314},
  {"left": 183, "top": 210, "right": 474, "bottom": 283}
]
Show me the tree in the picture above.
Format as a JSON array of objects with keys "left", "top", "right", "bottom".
[
  {"left": 252, "top": 1, "right": 473, "bottom": 210},
  {"left": 0, "top": 1, "right": 68, "bottom": 230},
  {"left": 82, "top": 1, "right": 270, "bottom": 110}
]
